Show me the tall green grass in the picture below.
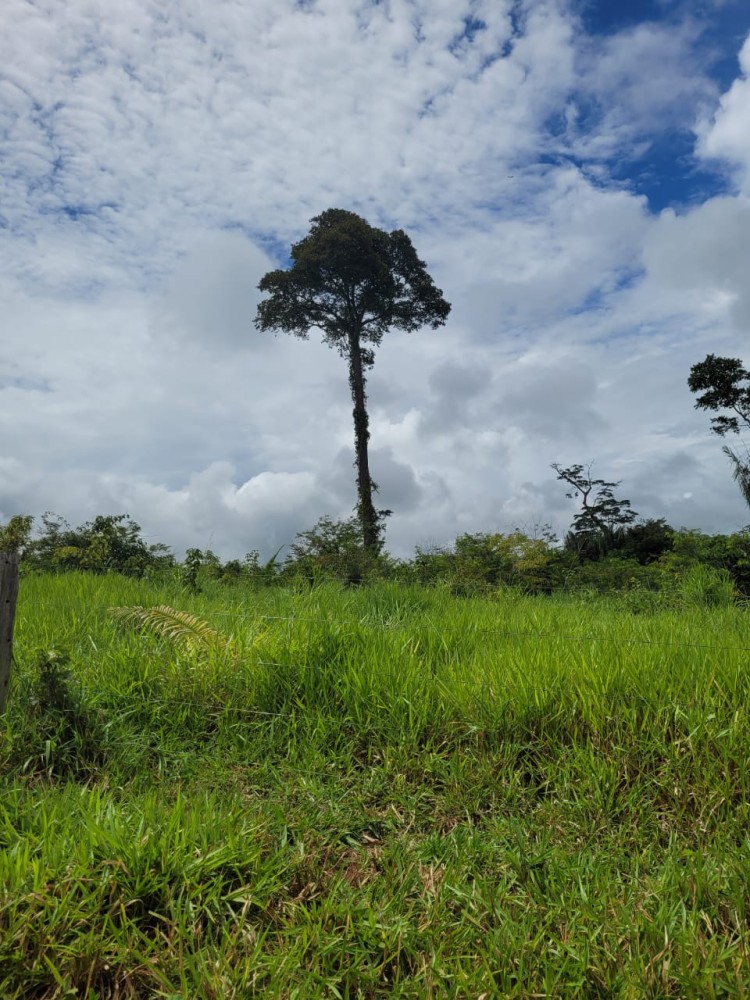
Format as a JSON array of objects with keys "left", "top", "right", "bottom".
[{"left": 1, "top": 572, "right": 749, "bottom": 997}]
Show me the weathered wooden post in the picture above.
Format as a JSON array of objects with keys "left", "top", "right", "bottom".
[{"left": 0, "top": 551, "right": 20, "bottom": 714}]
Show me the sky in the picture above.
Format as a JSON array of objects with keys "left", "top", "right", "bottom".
[{"left": 2, "top": 0, "right": 750, "bottom": 560}]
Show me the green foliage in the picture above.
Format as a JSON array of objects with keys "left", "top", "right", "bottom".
[
  {"left": 689, "top": 354, "right": 750, "bottom": 510},
  {"left": 255, "top": 208, "right": 451, "bottom": 350},
  {"left": 109, "top": 605, "right": 233, "bottom": 656},
  {"left": 553, "top": 463, "right": 638, "bottom": 560},
  {"left": 723, "top": 443, "right": 750, "bottom": 510},
  {"left": 282, "top": 514, "right": 385, "bottom": 586},
  {"left": 180, "top": 547, "right": 283, "bottom": 591},
  {"left": 8, "top": 505, "right": 750, "bottom": 605},
  {"left": 679, "top": 563, "right": 737, "bottom": 609},
  {"left": 564, "top": 518, "right": 675, "bottom": 566},
  {"left": 410, "top": 541, "right": 457, "bottom": 586},
  {"left": 240, "top": 547, "right": 283, "bottom": 586},
  {"left": 25, "top": 512, "right": 173, "bottom": 577},
  {"left": 455, "top": 530, "right": 561, "bottom": 593},
  {"left": 0, "top": 515, "right": 33, "bottom": 555},
  {"left": 182, "top": 546, "right": 204, "bottom": 593},
  {"left": 410, "top": 529, "right": 564, "bottom": 595},
  {"left": 15, "top": 648, "right": 106, "bottom": 778},
  {"left": 562, "top": 554, "right": 663, "bottom": 596},
  {"left": 688, "top": 353, "right": 750, "bottom": 436},
  {"left": 659, "top": 527, "right": 750, "bottom": 596},
  {"left": 612, "top": 517, "right": 674, "bottom": 564}
]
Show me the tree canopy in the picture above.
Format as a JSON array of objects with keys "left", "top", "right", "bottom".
[
  {"left": 688, "top": 354, "right": 750, "bottom": 511},
  {"left": 688, "top": 354, "right": 750, "bottom": 437},
  {"left": 255, "top": 208, "right": 451, "bottom": 351}
]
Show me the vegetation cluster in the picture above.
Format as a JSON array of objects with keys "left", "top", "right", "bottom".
[{"left": 4, "top": 498, "right": 748, "bottom": 614}]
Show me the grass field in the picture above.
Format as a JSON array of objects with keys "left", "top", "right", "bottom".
[{"left": 1, "top": 571, "right": 749, "bottom": 998}]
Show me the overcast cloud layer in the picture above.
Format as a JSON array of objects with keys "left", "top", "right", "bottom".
[{"left": 2, "top": 0, "right": 750, "bottom": 559}]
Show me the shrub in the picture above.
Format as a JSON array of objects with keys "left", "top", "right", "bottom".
[
  {"left": 26, "top": 513, "right": 173, "bottom": 577},
  {"left": 281, "top": 515, "right": 387, "bottom": 586},
  {"left": 679, "top": 564, "right": 737, "bottom": 609},
  {"left": 17, "top": 648, "right": 107, "bottom": 779},
  {"left": 0, "top": 515, "right": 33, "bottom": 555},
  {"left": 563, "top": 556, "right": 661, "bottom": 596}
]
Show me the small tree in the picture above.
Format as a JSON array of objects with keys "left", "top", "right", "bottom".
[
  {"left": 255, "top": 209, "right": 450, "bottom": 553},
  {"left": 688, "top": 354, "right": 750, "bottom": 509},
  {"left": 552, "top": 463, "right": 638, "bottom": 559},
  {"left": 0, "top": 515, "right": 33, "bottom": 556},
  {"left": 282, "top": 515, "right": 373, "bottom": 586}
]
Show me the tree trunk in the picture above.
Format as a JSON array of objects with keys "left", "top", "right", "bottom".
[
  {"left": 347, "top": 332, "right": 380, "bottom": 553},
  {"left": 0, "top": 552, "right": 20, "bottom": 715}
]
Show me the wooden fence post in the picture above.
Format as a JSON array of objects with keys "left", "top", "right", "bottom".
[{"left": 0, "top": 552, "right": 20, "bottom": 715}]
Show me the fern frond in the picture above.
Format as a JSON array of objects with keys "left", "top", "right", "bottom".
[
  {"left": 723, "top": 445, "right": 750, "bottom": 511},
  {"left": 109, "top": 605, "right": 230, "bottom": 655}
]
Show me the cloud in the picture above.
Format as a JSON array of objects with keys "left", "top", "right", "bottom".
[
  {"left": 2, "top": 1, "right": 750, "bottom": 560},
  {"left": 497, "top": 357, "right": 607, "bottom": 441},
  {"left": 92, "top": 461, "right": 331, "bottom": 558},
  {"left": 324, "top": 445, "right": 423, "bottom": 513},
  {"left": 643, "top": 196, "right": 750, "bottom": 331},
  {"left": 569, "top": 18, "right": 718, "bottom": 161},
  {"left": 423, "top": 360, "right": 493, "bottom": 433},
  {"left": 153, "top": 230, "right": 275, "bottom": 349},
  {"left": 698, "top": 35, "right": 750, "bottom": 189}
]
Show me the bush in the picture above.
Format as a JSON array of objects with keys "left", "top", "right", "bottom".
[
  {"left": 281, "top": 515, "right": 387, "bottom": 586},
  {"left": 408, "top": 531, "right": 566, "bottom": 595},
  {"left": 25, "top": 513, "right": 174, "bottom": 577},
  {"left": 679, "top": 564, "right": 737, "bottom": 609},
  {"left": 562, "top": 556, "right": 662, "bottom": 596},
  {"left": 0, "top": 515, "right": 33, "bottom": 555},
  {"left": 16, "top": 648, "right": 107, "bottom": 779},
  {"left": 658, "top": 529, "right": 750, "bottom": 596}
]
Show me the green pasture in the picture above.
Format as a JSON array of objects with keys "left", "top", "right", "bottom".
[{"left": 1, "top": 572, "right": 749, "bottom": 997}]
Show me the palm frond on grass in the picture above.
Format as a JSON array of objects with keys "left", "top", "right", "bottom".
[{"left": 108, "top": 605, "right": 233, "bottom": 656}]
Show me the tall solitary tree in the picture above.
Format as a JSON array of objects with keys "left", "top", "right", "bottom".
[
  {"left": 552, "top": 462, "right": 638, "bottom": 559},
  {"left": 255, "top": 209, "right": 450, "bottom": 552},
  {"left": 688, "top": 354, "right": 750, "bottom": 510}
]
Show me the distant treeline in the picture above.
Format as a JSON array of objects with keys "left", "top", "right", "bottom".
[{"left": 1, "top": 510, "right": 748, "bottom": 606}]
